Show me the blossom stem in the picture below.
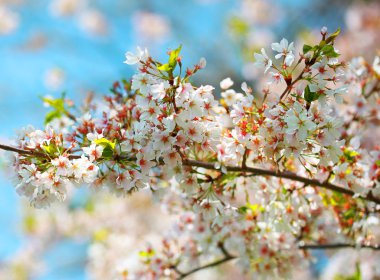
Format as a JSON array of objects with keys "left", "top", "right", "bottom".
[{"left": 279, "top": 71, "right": 304, "bottom": 100}]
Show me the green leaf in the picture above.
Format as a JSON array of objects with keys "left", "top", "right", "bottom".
[
  {"left": 302, "top": 44, "right": 313, "bottom": 54},
  {"left": 238, "top": 203, "right": 264, "bottom": 214},
  {"left": 41, "top": 94, "right": 70, "bottom": 124},
  {"left": 94, "top": 138, "right": 116, "bottom": 159},
  {"left": 238, "top": 206, "right": 248, "bottom": 214},
  {"left": 343, "top": 148, "right": 359, "bottom": 162},
  {"left": 93, "top": 228, "right": 109, "bottom": 242},
  {"left": 94, "top": 138, "right": 116, "bottom": 150},
  {"left": 343, "top": 208, "right": 356, "bottom": 219},
  {"left": 220, "top": 173, "right": 238, "bottom": 185},
  {"left": 304, "top": 85, "right": 319, "bottom": 103},
  {"left": 229, "top": 16, "right": 249, "bottom": 36},
  {"left": 333, "top": 262, "right": 361, "bottom": 280},
  {"left": 168, "top": 45, "right": 182, "bottom": 69},
  {"left": 42, "top": 143, "right": 58, "bottom": 155},
  {"left": 139, "top": 250, "right": 155, "bottom": 258},
  {"left": 41, "top": 96, "right": 65, "bottom": 112},
  {"left": 122, "top": 79, "right": 131, "bottom": 91},
  {"left": 326, "top": 28, "right": 341, "bottom": 44},
  {"left": 102, "top": 146, "right": 114, "bottom": 159},
  {"left": 23, "top": 215, "right": 36, "bottom": 233},
  {"left": 157, "top": 45, "right": 182, "bottom": 74},
  {"left": 321, "top": 45, "right": 340, "bottom": 58},
  {"left": 157, "top": 63, "right": 172, "bottom": 72},
  {"left": 84, "top": 199, "right": 95, "bottom": 213},
  {"left": 44, "top": 110, "right": 62, "bottom": 124}
]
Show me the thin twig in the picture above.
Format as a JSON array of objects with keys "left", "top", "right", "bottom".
[
  {"left": 241, "top": 148, "right": 249, "bottom": 169},
  {"left": 279, "top": 71, "right": 304, "bottom": 100}
]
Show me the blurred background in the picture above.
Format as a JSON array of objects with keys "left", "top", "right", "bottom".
[{"left": 0, "top": 0, "right": 379, "bottom": 279}]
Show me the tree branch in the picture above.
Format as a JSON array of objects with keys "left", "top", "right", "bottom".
[
  {"left": 182, "top": 159, "right": 380, "bottom": 204},
  {"left": 0, "top": 143, "right": 81, "bottom": 159},
  {"left": 176, "top": 255, "right": 236, "bottom": 280},
  {"left": 0, "top": 143, "right": 379, "bottom": 204},
  {"left": 0, "top": 143, "right": 48, "bottom": 158},
  {"left": 299, "top": 243, "right": 380, "bottom": 250},
  {"left": 175, "top": 242, "right": 380, "bottom": 279}
]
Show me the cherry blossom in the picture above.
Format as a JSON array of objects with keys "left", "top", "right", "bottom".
[{"left": 1, "top": 28, "right": 380, "bottom": 279}]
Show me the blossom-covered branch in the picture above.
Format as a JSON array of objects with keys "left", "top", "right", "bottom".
[
  {"left": 1, "top": 27, "right": 380, "bottom": 279},
  {"left": 2, "top": 142, "right": 380, "bottom": 204},
  {"left": 299, "top": 243, "right": 380, "bottom": 250},
  {"left": 183, "top": 159, "right": 380, "bottom": 204},
  {"left": 173, "top": 241, "right": 380, "bottom": 279}
]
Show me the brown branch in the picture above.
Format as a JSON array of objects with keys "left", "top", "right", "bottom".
[
  {"left": 64, "top": 111, "right": 77, "bottom": 122},
  {"left": 0, "top": 144, "right": 34, "bottom": 155},
  {"left": 176, "top": 255, "right": 236, "bottom": 280},
  {"left": 299, "top": 243, "right": 380, "bottom": 250},
  {"left": 241, "top": 148, "right": 249, "bottom": 169},
  {"left": 1, "top": 143, "right": 379, "bottom": 204},
  {"left": 182, "top": 159, "right": 380, "bottom": 204},
  {"left": 3, "top": 144, "right": 380, "bottom": 276},
  {"left": 0, "top": 143, "right": 81, "bottom": 159},
  {"left": 175, "top": 242, "right": 380, "bottom": 279},
  {"left": 279, "top": 70, "right": 304, "bottom": 100},
  {"left": 0, "top": 144, "right": 48, "bottom": 158}
]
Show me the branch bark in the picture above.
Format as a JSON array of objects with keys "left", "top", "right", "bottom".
[
  {"left": 0, "top": 143, "right": 379, "bottom": 204},
  {"left": 0, "top": 143, "right": 81, "bottom": 159},
  {"left": 2, "top": 143, "right": 380, "bottom": 278},
  {"left": 176, "top": 255, "right": 236, "bottom": 280},
  {"left": 0, "top": 143, "right": 48, "bottom": 158},
  {"left": 175, "top": 242, "right": 380, "bottom": 279},
  {"left": 182, "top": 159, "right": 380, "bottom": 204},
  {"left": 299, "top": 243, "right": 380, "bottom": 250}
]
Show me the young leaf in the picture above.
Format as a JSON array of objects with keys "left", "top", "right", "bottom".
[
  {"left": 304, "top": 85, "right": 319, "bottom": 103},
  {"left": 42, "top": 143, "right": 58, "bottom": 155},
  {"left": 45, "top": 110, "right": 62, "bottom": 124},
  {"left": 168, "top": 44, "right": 182, "bottom": 69},
  {"left": 94, "top": 138, "right": 116, "bottom": 150},
  {"left": 156, "top": 45, "right": 183, "bottom": 74},
  {"left": 157, "top": 63, "right": 172, "bottom": 72},
  {"left": 326, "top": 27, "right": 341, "bottom": 44},
  {"left": 321, "top": 45, "right": 339, "bottom": 58},
  {"left": 229, "top": 16, "right": 249, "bottom": 36},
  {"left": 101, "top": 146, "right": 114, "bottom": 159},
  {"left": 41, "top": 96, "right": 65, "bottom": 112},
  {"left": 303, "top": 44, "right": 313, "bottom": 54},
  {"left": 343, "top": 148, "right": 359, "bottom": 162}
]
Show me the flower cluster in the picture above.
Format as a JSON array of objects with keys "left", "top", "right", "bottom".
[
  {"left": 12, "top": 126, "right": 99, "bottom": 208},
  {"left": 1, "top": 28, "right": 380, "bottom": 278}
]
